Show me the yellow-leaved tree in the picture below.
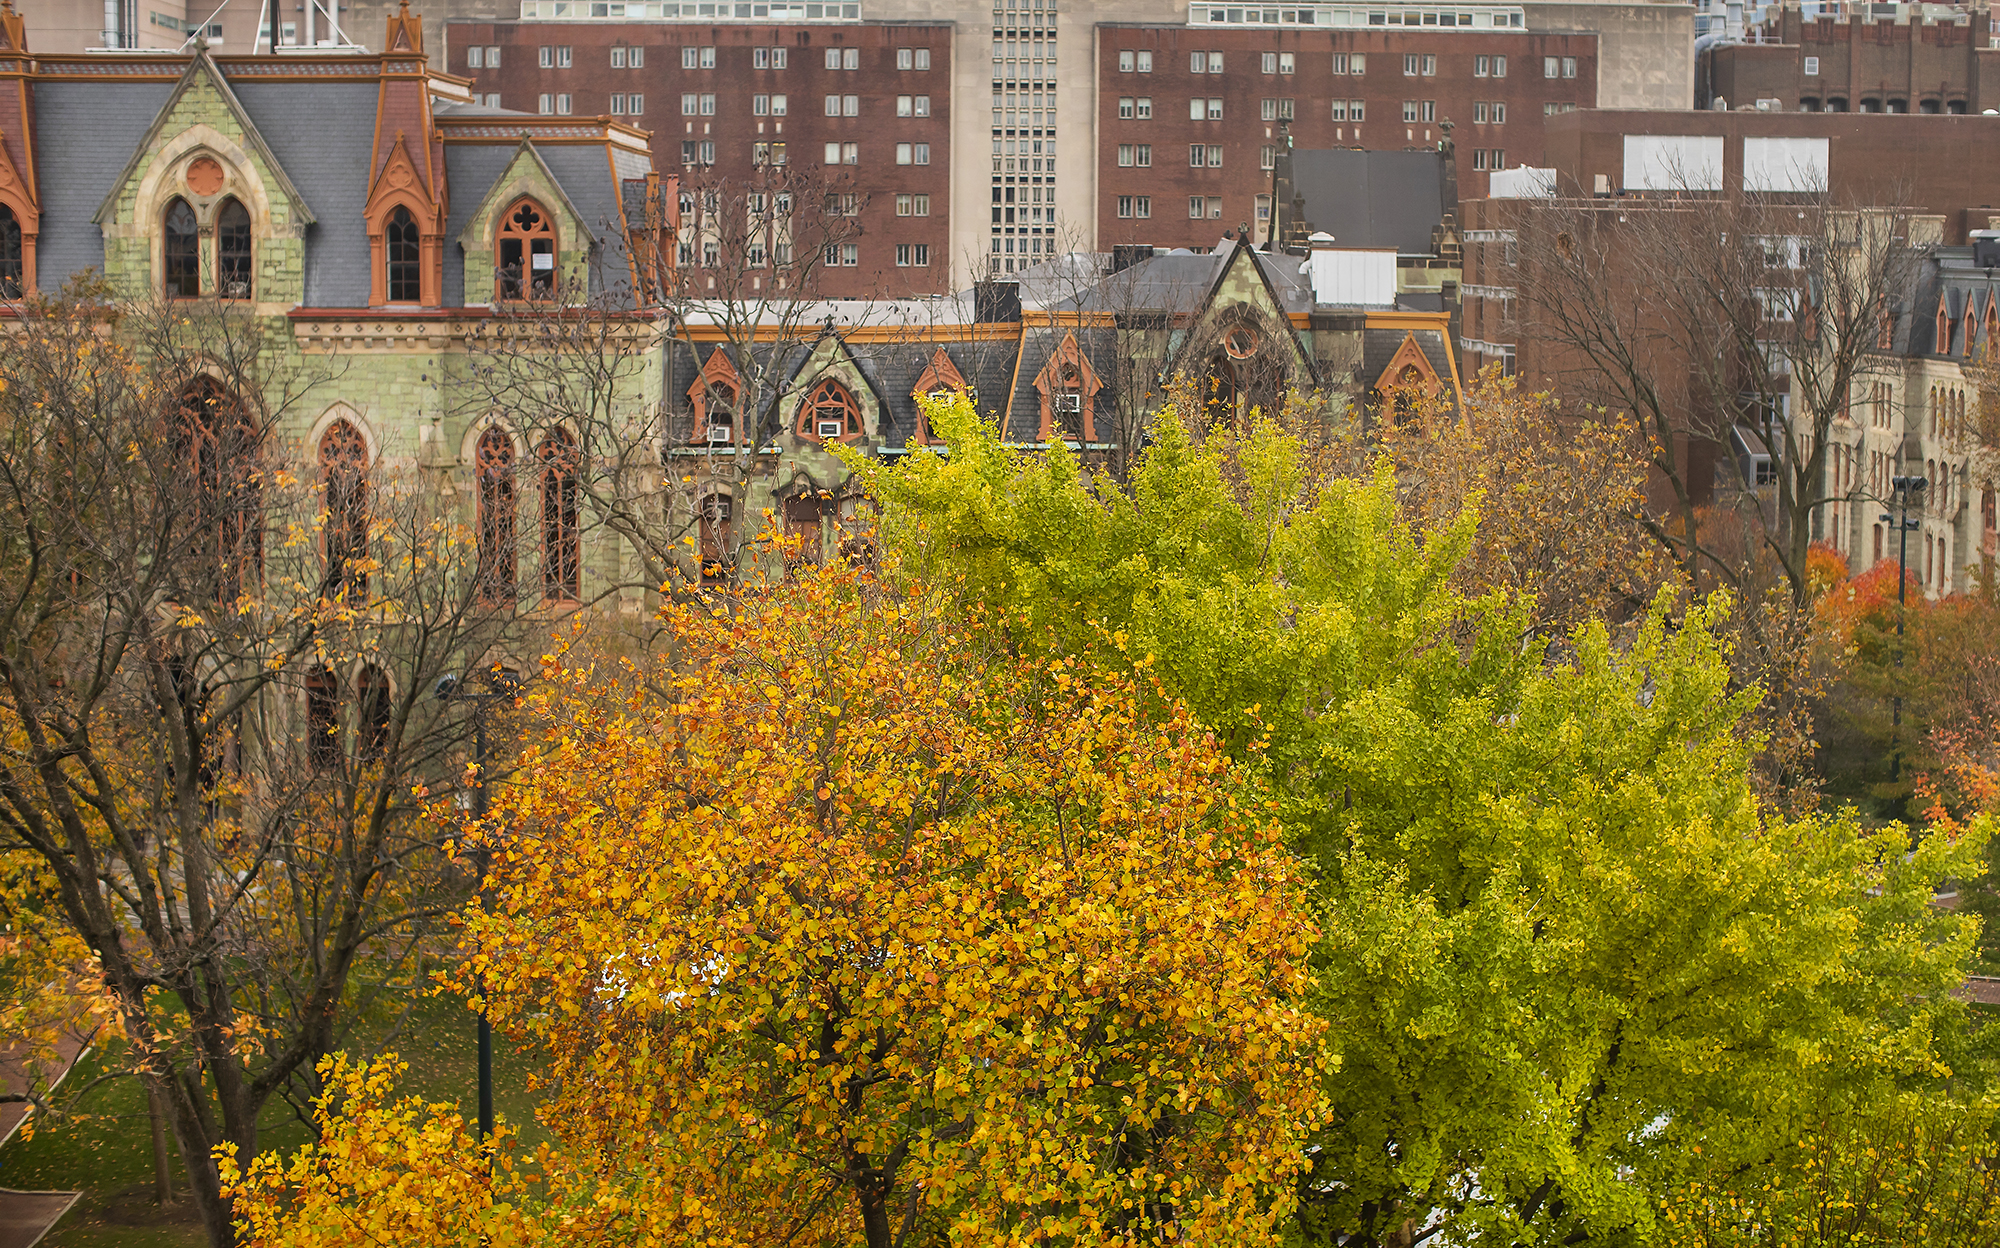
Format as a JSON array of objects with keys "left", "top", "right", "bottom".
[{"left": 227, "top": 561, "right": 1328, "bottom": 1248}]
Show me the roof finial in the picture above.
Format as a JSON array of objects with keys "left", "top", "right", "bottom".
[
  {"left": 0, "top": 0, "right": 14, "bottom": 16},
  {"left": 398, "top": 0, "right": 410, "bottom": 13}
]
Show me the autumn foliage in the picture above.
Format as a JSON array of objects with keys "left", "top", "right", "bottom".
[{"left": 228, "top": 563, "right": 1328, "bottom": 1247}]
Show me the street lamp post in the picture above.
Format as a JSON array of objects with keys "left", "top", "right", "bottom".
[
  {"left": 1877, "top": 474, "right": 1928, "bottom": 781},
  {"left": 434, "top": 670, "right": 517, "bottom": 1141}
]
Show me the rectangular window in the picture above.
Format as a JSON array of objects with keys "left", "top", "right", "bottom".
[
  {"left": 611, "top": 46, "right": 626, "bottom": 67},
  {"left": 1118, "top": 195, "right": 1134, "bottom": 218},
  {"left": 1350, "top": 99, "right": 1365, "bottom": 120},
  {"left": 826, "top": 141, "right": 842, "bottom": 164},
  {"left": 1120, "top": 96, "right": 1135, "bottom": 118},
  {"left": 1424, "top": 54, "right": 1436, "bottom": 74},
  {"left": 1491, "top": 102, "right": 1505, "bottom": 123},
  {"left": 826, "top": 94, "right": 842, "bottom": 116},
  {"left": 1260, "top": 144, "right": 1276, "bottom": 169},
  {"left": 1332, "top": 52, "right": 1349, "bottom": 73},
  {"left": 701, "top": 93, "right": 715, "bottom": 115},
  {"left": 1207, "top": 144, "right": 1223, "bottom": 167},
  {"left": 1403, "top": 100, "right": 1418, "bottom": 121},
  {"left": 826, "top": 47, "right": 841, "bottom": 69},
  {"left": 1474, "top": 102, "right": 1488, "bottom": 123},
  {"left": 1136, "top": 143, "right": 1151, "bottom": 166},
  {"left": 482, "top": 93, "right": 501, "bottom": 106},
  {"left": 898, "top": 47, "right": 913, "bottom": 69},
  {"left": 686, "top": 93, "right": 703, "bottom": 116},
  {"left": 1331, "top": 99, "right": 1346, "bottom": 120},
  {"left": 1208, "top": 51, "right": 1224, "bottom": 72},
  {"left": 486, "top": 46, "right": 500, "bottom": 67},
  {"left": 1208, "top": 98, "right": 1224, "bottom": 119},
  {"left": 1405, "top": 52, "right": 1420, "bottom": 75},
  {"left": 843, "top": 142, "right": 858, "bottom": 164},
  {"left": 914, "top": 243, "right": 929, "bottom": 265},
  {"left": 539, "top": 45, "right": 553, "bottom": 68},
  {"left": 772, "top": 94, "right": 787, "bottom": 116},
  {"left": 1475, "top": 54, "right": 1488, "bottom": 76},
  {"left": 842, "top": 243, "right": 858, "bottom": 265},
  {"left": 1135, "top": 195, "right": 1151, "bottom": 218},
  {"left": 558, "top": 46, "right": 572, "bottom": 67},
  {"left": 755, "top": 47, "right": 769, "bottom": 68},
  {"left": 1191, "top": 96, "right": 1207, "bottom": 120},
  {"left": 1120, "top": 49, "right": 1136, "bottom": 71},
  {"left": 1493, "top": 54, "right": 1505, "bottom": 76},
  {"left": 914, "top": 95, "right": 929, "bottom": 116},
  {"left": 1192, "top": 51, "right": 1207, "bottom": 72},
  {"left": 1804, "top": 55, "right": 1820, "bottom": 75},
  {"left": 897, "top": 243, "right": 912, "bottom": 266},
  {"left": 611, "top": 93, "right": 626, "bottom": 114},
  {"left": 1490, "top": 148, "right": 1503, "bottom": 167},
  {"left": 1473, "top": 148, "right": 1487, "bottom": 170},
  {"left": 699, "top": 139, "right": 713, "bottom": 163},
  {"left": 682, "top": 139, "right": 697, "bottom": 162},
  {"left": 898, "top": 142, "right": 913, "bottom": 164},
  {"left": 1208, "top": 197, "right": 1223, "bottom": 219},
  {"left": 845, "top": 95, "right": 859, "bottom": 116},
  {"left": 1278, "top": 98, "right": 1294, "bottom": 119},
  {"left": 773, "top": 47, "right": 787, "bottom": 69},
  {"left": 897, "top": 193, "right": 913, "bottom": 215},
  {"left": 557, "top": 93, "right": 572, "bottom": 115},
  {"left": 1562, "top": 56, "right": 1576, "bottom": 78},
  {"left": 683, "top": 46, "right": 699, "bottom": 68},
  {"left": 469, "top": 45, "right": 484, "bottom": 68},
  {"left": 754, "top": 94, "right": 770, "bottom": 115},
  {"left": 914, "top": 193, "right": 929, "bottom": 215},
  {"left": 1137, "top": 50, "right": 1153, "bottom": 71},
  {"left": 539, "top": 92, "right": 554, "bottom": 114},
  {"left": 1279, "top": 52, "right": 1294, "bottom": 73},
  {"left": 1263, "top": 98, "right": 1276, "bottom": 120},
  {"left": 1190, "top": 195, "right": 1205, "bottom": 218},
  {"left": 1190, "top": 144, "right": 1206, "bottom": 167},
  {"left": 916, "top": 48, "right": 930, "bottom": 69},
  {"left": 753, "top": 141, "right": 772, "bottom": 165},
  {"left": 630, "top": 46, "right": 643, "bottom": 68},
  {"left": 1544, "top": 55, "right": 1560, "bottom": 78},
  {"left": 1137, "top": 96, "right": 1152, "bottom": 118},
  {"left": 1119, "top": 143, "right": 1135, "bottom": 166},
  {"left": 1262, "top": 51, "right": 1277, "bottom": 73},
  {"left": 1422, "top": 100, "right": 1435, "bottom": 121}
]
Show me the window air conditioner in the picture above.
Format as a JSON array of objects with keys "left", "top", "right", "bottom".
[
  {"left": 817, "top": 419, "right": 844, "bottom": 438},
  {"left": 1054, "top": 393, "right": 1082, "bottom": 414},
  {"left": 706, "top": 424, "right": 733, "bottom": 443}
]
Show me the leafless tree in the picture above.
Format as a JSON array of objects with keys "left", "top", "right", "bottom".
[{"left": 0, "top": 285, "right": 519, "bottom": 1247}]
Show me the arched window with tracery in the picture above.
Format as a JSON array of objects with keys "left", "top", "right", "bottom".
[
  {"left": 178, "top": 377, "right": 262, "bottom": 601},
  {"left": 387, "top": 206, "right": 421, "bottom": 303},
  {"left": 539, "top": 429, "right": 581, "bottom": 603},
  {"left": 164, "top": 198, "right": 200, "bottom": 299},
  {"left": 798, "top": 378, "right": 861, "bottom": 442},
  {"left": 0, "top": 205, "right": 21, "bottom": 298},
  {"left": 699, "top": 492, "right": 734, "bottom": 584},
  {"left": 497, "top": 198, "right": 557, "bottom": 301},
  {"left": 475, "top": 428, "right": 517, "bottom": 608},
  {"left": 216, "top": 198, "right": 252, "bottom": 299},
  {"left": 305, "top": 666, "right": 341, "bottom": 769},
  {"left": 319, "top": 420, "right": 368, "bottom": 599},
  {"left": 357, "top": 665, "right": 392, "bottom": 763}
]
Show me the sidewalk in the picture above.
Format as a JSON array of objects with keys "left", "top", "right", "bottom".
[{"left": 0, "top": 1026, "right": 95, "bottom": 1248}]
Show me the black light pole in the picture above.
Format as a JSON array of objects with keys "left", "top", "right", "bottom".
[
  {"left": 1878, "top": 473, "right": 1928, "bottom": 780},
  {"left": 434, "top": 670, "right": 515, "bottom": 1140}
]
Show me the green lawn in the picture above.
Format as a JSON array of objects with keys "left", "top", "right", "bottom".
[{"left": 1, "top": 990, "right": 545, "bottom": 1248}]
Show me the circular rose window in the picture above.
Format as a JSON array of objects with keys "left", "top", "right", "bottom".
[
  {"left": 185, "top": 156, "right": 226, "bottom": 197},
  {"left": 1223, "top": 326, "right": 1259, "bottom": 359}
]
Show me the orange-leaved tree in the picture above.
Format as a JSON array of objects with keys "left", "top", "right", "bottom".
[{"left": 228, "top": 561, "right": 1329, "bottom": 1248}]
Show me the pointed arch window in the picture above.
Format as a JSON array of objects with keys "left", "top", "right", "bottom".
[
  {"left": 539, "top": 429, "right": 581, "bottom": 603},
  {"left": 0, "top": 205, "right": 21, "bottom": 298},
  {"left": 319, "top": 420, "right": 369, "bottom": 599},
  {"left": 1937, "top": 294, "right": 1953, "bottom": 355},
  {"left": 178, "top": 377, "right": 262, "bottom": 601},
  {"left": 475, "top": 428, "right": 517, "bottom": 608},
  {"left": 799, "top": 378, "right": 861, "bottom": 442},
  {"left": 305, "top": 666, "right": 341, "bottom": 770},
  {"left": 497, "top": 198, "right": 557, "bottom": 301},
  {"left": 217, "top": 199, "right": 253, "bottom": 300},
  {"left": 165, "top": 198, "right": 200, "bottom": 299},
  {"left": 387, "top": 206, "right": 422, "bottom": 303},
  {"left": 699, "top": 492, "right": 734, "bottom": 584}
]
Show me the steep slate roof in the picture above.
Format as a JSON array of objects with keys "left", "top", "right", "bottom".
[
  {"left": 1004, "top": 324, "right": 1116, "bottom": 443},
  {"left": 1906, "top": 246, "right": 2000, "bottom": 357},
  {"left": 440, "top": 142, "right": 516, "bottom": 305},
  {"left": 235, "top": 81, "right": 379, "bottom": 307},
  {"left": 1362, "top": 327, "right": 1455, "bottom": 391},
  {"left": 30, "top": 79, "right": 175, "bottom": 281},
  {"left": 1289, "top": 149, "right": 1448, "bottom": 257}
]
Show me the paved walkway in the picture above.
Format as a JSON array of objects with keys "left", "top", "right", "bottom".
[{"left": 0, "top": 1026, "right": 96, "bottom": 1248}]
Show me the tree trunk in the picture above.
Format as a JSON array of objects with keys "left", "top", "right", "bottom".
[{"left": 145, "top": 1077, "right": 173, "bottom": 1206}]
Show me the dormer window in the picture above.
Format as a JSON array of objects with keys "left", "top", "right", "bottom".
[
  {"left": 0, "top": 205, "right": 22, "bottom": 298},
  {"left": 165, "top": 198, "right": 200, "bottom": 299},
  {"left": 1937, "top": 294, "right": 1953, "bottom": 356},
  {"left": 497, "top": 198, "right": 557, "bottom": 301},
  {"left": 387, "top": 206, "right": 421, "bottom": 303}
]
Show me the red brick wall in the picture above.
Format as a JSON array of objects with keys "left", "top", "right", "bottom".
[
  {"left": 1093, "top": 25, "right": 1597, "bottom": 252},
  {"left": 449, "top": 20, "right": 952, "bottom": 297}
]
